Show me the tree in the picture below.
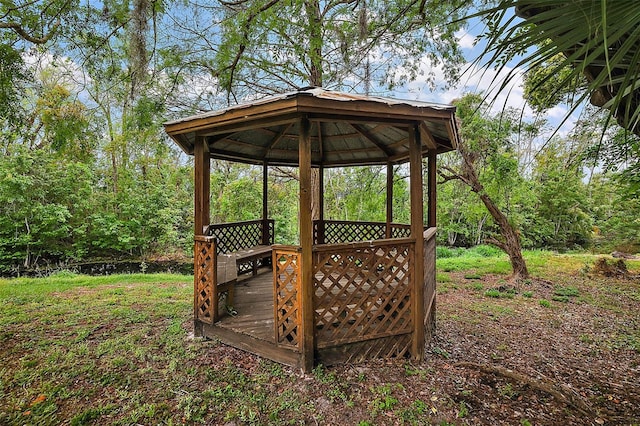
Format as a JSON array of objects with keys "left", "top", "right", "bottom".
[
  {"left": 207, "top": 0, "right": 472, "bottom": 99},
  {"left": 0, "top": 0, "right": 77, "bottom": 45},
  {"left": 439, "top": 93, "right": 537, "bottom": 280},
  {"left": 193, "top": 0, "right": 474, "bottom": 220},
  {"left": 530, "top": 139, "right": 592, "bottom": 250}
]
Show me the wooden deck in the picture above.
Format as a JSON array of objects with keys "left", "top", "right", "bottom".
[
  {"left": 200, "top": 267, "right": 303, "bottom": 368},
  {"left": 216, "top": 267, "right": 274, "bottom": 342}
]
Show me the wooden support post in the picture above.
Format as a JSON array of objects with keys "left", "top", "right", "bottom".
[
  {"left": 194, "top": 136, "right": 210, "bottom": 337},
  {"left": 427, "top": 152, "right": 437, "bottom": 335},
  {"left": 409, "top": 124, "right": 425, "bottom": 360},
  {"left": 427, "top": 153, "right": 437, "bottom": 228},
  {"left": 262, "top": 162, "right": 270, "bottom": 246},
  {"left": 386, "top": 162, "right": 393, "bottom": 239},
  {"left": 318, "top": 165, "right": 325, "bottom": 244},
  {"left": 299, "top": 117, "right": 315, "bottom": 372},
  {"left": 194, "top": 136, "right": 210, "bottom": 236}
]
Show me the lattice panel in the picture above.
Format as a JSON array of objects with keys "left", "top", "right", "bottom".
[
  {"left": 314, "top": 220, "right": 413, "bottom": 244},
  {"left": 390, "top": 224, "right": 411, "bottom": 239},
  {"left": 317, "top": 334, "right": 413, "bottom": 365},
  {"left": 194, "top": 238, "right": 216, "bottom": 324},
  {"left": 207, "top": 220, "right": 274, "bottom": 254},
  {"left": 313, "top": 242, "right": 414, "bottom": 347},
  {"left": 274, "top": 250, "right": 301, "bottom": 350},
  {"left": 322, "top": 221, "right": 386, "bottom": 244},
  {"left": 207, "top": 220, "right": 274, "bottom": 274},
  {"left": 423, "top": 229, "right": 437, "bottom": 338}
]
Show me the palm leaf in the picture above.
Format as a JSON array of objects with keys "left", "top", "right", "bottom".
[{"left": 470, "top": 0, "right": 640, "bottom": 135}]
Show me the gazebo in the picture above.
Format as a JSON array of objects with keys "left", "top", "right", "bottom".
[{"left": 164, "top": 88, "right": 460, "bottom": 372}]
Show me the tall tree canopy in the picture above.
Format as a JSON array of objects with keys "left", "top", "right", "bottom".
[{"left": 191, "top": 0, "right": 473, "bottom": 102}]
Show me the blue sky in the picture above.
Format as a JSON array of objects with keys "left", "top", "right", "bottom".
[{"left": 392, "top": 15, "right": 580, "bottom": 139}]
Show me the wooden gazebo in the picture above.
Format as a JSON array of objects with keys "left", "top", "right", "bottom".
[{"left": 164, "top": 88, "right": 460, "bottom": 372}]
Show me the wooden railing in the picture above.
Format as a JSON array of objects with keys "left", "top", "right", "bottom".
[
  {"left": 423, "top": 228, "right": 437, "bottom": 339},
  {"left": 194, "top": 235, "right": 217, "bottom": 325},
  {"left": 312, "top": 238, "right": 415, "bottom": 352},
  {"left": 273, "top": 246, "right": 303, "bottom": 351},
  {"left": 206, "top": 219, "right": 274, "bottom": 254},
  {"left": 313, "top": 220, "right": 412, "bottom": 245},
  {"left": 206, "top": 219, "right": 274, "bottom": 274}
]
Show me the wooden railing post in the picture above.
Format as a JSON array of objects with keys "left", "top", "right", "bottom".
[
  {"left": 262, "top": 162, "right": 270, "bottom": 246},
  {"left": 423, "top": 228, "right": 437, "bottom": 340},
  {"left": 194, "top": 236, "right": 217, "bottom": 334},
  {"left": 409, "top": 124, "right": 425, "bottom": 361},
  {"left": 193, "top": 136, "right": 210, "bottom": 337},
  {"left": 386, "top": 162, "right": 393, "bottom": 239},
  {"left": 299, "top": 116, "right": 315, "bottom": 372}
]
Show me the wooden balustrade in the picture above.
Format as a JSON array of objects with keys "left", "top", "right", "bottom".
[
  {"left": 423, "top": 227, "right": 437, "bottom": 339},
  {"left": 196, "top": 221, "right": 438, "bottom": 369},
  {"left": 313, "top": 220, "right": 412, "bottom": 245},
  {"left": 206, "top": 219, "right": 274, "bottom": 274},
  {"left": 273, "top": 246, "right": 303, "bottom": 351},
  {"left": 206, "top": 219, "right": 274, "bottom": 254},
  {"left": 194, "top": 236, "right": 217, "bottom": 326},
  {"left": 312, "top": 237, "right": 416, "bottom": 363}
]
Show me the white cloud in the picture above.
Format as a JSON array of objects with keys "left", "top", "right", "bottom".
[
  {"left": 456, "top": 29, "right": 476, "bottom": 50},
  {"left": 22, "top": 49, "right": 89, "bottom": 92}
]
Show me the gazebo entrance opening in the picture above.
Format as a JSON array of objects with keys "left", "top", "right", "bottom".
[{"left": 164, "top": 88, "right": 460, "bottom": 372}]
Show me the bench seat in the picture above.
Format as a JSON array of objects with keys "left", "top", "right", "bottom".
[
  {"left": 233, "top": 245, "right": 272, "bottom": 276},
  {"left": 215, "top": 246, "right": 273, "bottom": 315}
]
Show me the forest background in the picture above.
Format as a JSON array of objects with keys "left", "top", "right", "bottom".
[{"left": 1, "top": 0, "right": 639, "bottom": 275}]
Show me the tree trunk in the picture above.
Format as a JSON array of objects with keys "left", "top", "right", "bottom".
[
  {"left": 305, "top": 0, "right": 323, "bottom": 221},
  {"left": 458, "top": 147, "right": 530, "bottom": 280},
  {"left": 479, "top": 192, "right": 529, "bottom": 280}
]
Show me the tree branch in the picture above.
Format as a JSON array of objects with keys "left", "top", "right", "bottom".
[{"left": 0, "top": 20, "right": 59, "bottom": 44}]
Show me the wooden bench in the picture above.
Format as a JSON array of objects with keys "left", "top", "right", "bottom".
[{"left": 233, "top": 245, "right": 272, "bottom": 276}]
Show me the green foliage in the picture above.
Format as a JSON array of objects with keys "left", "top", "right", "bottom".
[
  {"left": 0, "top": 44, "right": 30, "bottom": 126},
  {"left": 474, "top": 1, "right": 640, "bottom": 136},
  {"left": 0, "top": 0, "right": 638, "bottom": 273},
  {"left": 528, "top": 139, "right": 592, "bottom": 250},
  {"left": 210, "top": 0, "right": 473, "bottom": 97}
]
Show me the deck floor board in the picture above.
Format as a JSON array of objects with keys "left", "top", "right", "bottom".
[{"left": 216, "top": 268, "right": 274, "bottom": 342}]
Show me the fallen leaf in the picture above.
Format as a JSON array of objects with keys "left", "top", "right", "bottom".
[{"left": 30, "top": 395, "right": 46, "bottom": 406}]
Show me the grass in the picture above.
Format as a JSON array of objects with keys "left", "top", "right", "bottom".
[
  {"left": 0, "top": 273, "right": 319, "bottom": 425},
  {"left": 1, "top": 249, "right": 639, "bottom": 424}
]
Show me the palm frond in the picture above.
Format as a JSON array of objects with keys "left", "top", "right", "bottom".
[{"left": 471, "top": 0, "right": 640, "bottom": 135}]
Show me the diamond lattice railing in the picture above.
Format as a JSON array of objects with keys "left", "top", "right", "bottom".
[
  {"left": 313, "top": 220, "right": 412, "bottom": 244},
  {"left": 274, "top": 249, "right": 301, "bottom": 350},
  {"left": 194, "top": 238, "right": 216, "bottom": 324},
  {"left": 207, "top": 220, "right": 274, "bottom": 273},
  {"left": 312, "top": 240, "right": 414, "bottom": 348}
]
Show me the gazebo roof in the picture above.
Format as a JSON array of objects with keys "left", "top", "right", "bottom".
[{"left": 164, "top": 88, "right": 460, "bottom": 167}]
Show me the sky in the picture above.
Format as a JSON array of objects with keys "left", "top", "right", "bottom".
[{"left": 393, "top": 16, "right": 580, "bottom": 139}]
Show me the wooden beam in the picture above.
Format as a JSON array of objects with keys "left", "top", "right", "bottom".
[
  {"left": 351, "top": 123, "right": 393, "bottom": 158},
  {"left": 204, "top": 131, "right": 237, "bottom": 146},
  {"left": 264, "top": 123, "right": 293, "bottom": 154},
  {"left": 408, "top": 124, "right": 425, "bottom": 361},
  {"left": 262, "top": 162, "right": 270, "bottom": 245},
  {"left": 386, "top": 163, "right": 393, "bottom": 239},
  {"left": 419, "top": 122, "right": 438, "bottom": 151},
  {"left": 317, "top": 121, "right": 324, "bottom": 163},
  {"left": 427, "top": 153, "right": 437, "bottom": 228},
  {"left": 298, "top": 116, "right": 315, "bottom": 373},
  {"left": 194, "top": 136, "right": 210, "bottom": 236}
]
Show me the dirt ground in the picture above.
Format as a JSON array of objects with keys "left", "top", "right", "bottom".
[
  {"left": 2, "top": 267, "right": 638, "bottom": 425},
  {"left": 195, "top": 272, "right": 640, "bottom": 425}
]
